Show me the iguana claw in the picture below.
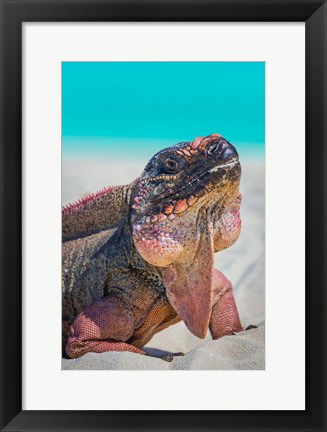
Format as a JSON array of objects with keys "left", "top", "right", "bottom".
[
  {"left": 245, "top": 324, "right": 257, "bottom": 331},
  {"left": 161, "top": 352, "right": 185, "bottom": 362}
]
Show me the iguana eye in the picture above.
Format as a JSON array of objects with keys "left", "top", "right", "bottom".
[{"left": 164, "top": 158, "right": 179, "bottom": 173}]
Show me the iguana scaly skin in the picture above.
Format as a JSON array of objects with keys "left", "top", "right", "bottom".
[{"left": 62, "top": 134, "right": 243, "bottom": 359}]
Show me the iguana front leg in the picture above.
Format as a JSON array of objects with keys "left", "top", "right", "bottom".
[
  {"left": 209, "top": 269, "right": 242, "bottom": 339},
  {"left": 65, "top": 296, "right": 146, "bottom": 358}
]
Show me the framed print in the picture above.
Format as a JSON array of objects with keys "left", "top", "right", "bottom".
[{"left": 0, "top": 1, "right": 326, "bottom": 431}]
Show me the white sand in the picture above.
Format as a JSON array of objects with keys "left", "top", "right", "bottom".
[
  {"left": 62, "top": 157, "right": 265, "bottom": 369},
  {"left": 62, "top": 322, "right": 264, "bottom": 370}
]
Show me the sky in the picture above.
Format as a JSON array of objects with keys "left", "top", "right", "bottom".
[{"left": 62, "top": 62, "right": 265, "bottom": 160}]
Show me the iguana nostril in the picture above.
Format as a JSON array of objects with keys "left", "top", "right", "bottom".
[
  {"left": 207, "top": 142, "right": 220, "bottom": 155},
  {"left": 207, "top": 140, "right": 226, "bottom": 155}
]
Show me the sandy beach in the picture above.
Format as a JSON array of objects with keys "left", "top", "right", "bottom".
[{"left": 62, "top": 157, "right": 265, "bottom": 370}]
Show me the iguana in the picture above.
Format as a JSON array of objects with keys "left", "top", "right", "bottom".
[{"left": 62, "top": 134, "right": 243, "bottom": 359}]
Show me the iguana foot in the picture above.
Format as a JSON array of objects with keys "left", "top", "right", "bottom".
[
  {"left": 209, "top": 270, "right": 242, "bottom": 339},
  {"left": 66, "top": 339, "right": 146, "bottom": 358},
  {"left": 161, "top": 352, "right": 185, "bottom": 362}
]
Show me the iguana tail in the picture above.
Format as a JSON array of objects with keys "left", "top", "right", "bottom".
[{"left": 62, "top": 180, "right": 137, "bottom": 242}]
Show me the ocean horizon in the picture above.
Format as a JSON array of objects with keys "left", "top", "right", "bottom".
[{"left": 62, "top": 136, "right": 265, "bottom": 162}]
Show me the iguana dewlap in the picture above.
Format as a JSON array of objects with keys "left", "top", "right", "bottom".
[{"left": 62, "top": 134, "right": 243, "bottom": 359}]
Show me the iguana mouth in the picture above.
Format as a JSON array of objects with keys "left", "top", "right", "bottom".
[{"left": 208, "top": 158, "right": 239, "bottom": 172}]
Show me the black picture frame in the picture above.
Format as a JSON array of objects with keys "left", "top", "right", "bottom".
[{"left": 0, "top": 0, "right": 326, "bottom": 431}]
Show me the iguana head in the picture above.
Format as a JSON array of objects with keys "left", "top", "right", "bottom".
[{"left": 130, "top": 134, "right": 242, "bottom": 338}]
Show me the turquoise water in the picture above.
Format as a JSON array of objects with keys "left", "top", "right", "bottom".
[{"left": 62, "top": 62, "right": 265, "bottom": 160}]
